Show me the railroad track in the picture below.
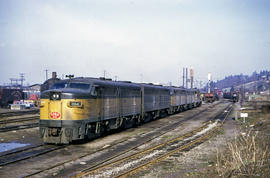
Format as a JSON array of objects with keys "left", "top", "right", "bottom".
[
  {"left": 74, "top": 102, "right": 233, "bottom": 178},
  {"left": 75, "top": 121, "right": 222, "bottom": 177},
  {"left": 22, "top": 101, "right": 229, "bottom": 177},
  {"left": 0, "top": 109, "right": 39, "bottom": 118},
  {"left": 0, "top": 122, "right": 39, "bottom": 132},
  {"left": 0, "top": 114, "right": 40, "bottom": 132},
  {"left": 0, "top": 116, "right": 39, "bottom": 125},
  {"left": 0, "top": 144, "right": 65, "bottom": 166},
  {"left": 21, "top": 102, "right": 227, "bottom": 177}
]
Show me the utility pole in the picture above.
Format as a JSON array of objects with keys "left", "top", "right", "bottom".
[
  {"left": 186, "top": 68, "right": 188, "bottom": 89},
  {"left": 19, "top": 73, "right": 25, "bottom": 86},
  {"left": 103, "top": 70, "right": 106, "bottom": 78}
]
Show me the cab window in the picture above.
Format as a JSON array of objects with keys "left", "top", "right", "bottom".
[
  {"left": 70, "top": 83, "right": 90, "bottom": 90},
  {"left": 51, "top": 83, "right": 68, "bottom": 89}
]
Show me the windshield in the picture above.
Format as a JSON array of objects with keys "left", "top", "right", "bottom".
[
  {"left": 51, "top": 82, "right": 90, "bottom": 90},
  {"left": 51, "top": 83, "right": 68, "bottom": 89},
  {"left": 70, "top": 83, "right": 90, "bottom": 90}
]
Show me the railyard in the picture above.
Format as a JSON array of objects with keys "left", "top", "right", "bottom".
[
  {"left": 0, "top": 100, "right": 238, "bottom": 177},
  {"left": 1, "top": 1, "right": 270, "bottom": 177}
]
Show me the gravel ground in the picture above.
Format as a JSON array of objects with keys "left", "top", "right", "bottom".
[
  {"left": 132, "top": 103, "right": 241, "bottom": 178},
  {"left": 0, "top": 101, "right": 231, "bottom": 177}
]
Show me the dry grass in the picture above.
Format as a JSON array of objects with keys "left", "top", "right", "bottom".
[{"left": 215, "top": 123, "right": 270, "bottom": 177}]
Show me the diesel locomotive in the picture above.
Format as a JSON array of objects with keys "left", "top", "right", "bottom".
[{"left": 39, "top": 77, "right": 201, "bottom": 144}]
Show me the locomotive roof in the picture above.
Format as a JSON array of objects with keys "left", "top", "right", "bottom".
[
  {"left": 54, "top": 77, "right": 199, "bottom": 92},
  {"left": 56, "top": 77, "right": 170, "bottom": 89}
]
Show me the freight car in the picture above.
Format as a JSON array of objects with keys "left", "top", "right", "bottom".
[
  {"left": 231, "top": 92, "right": 239, "bottom": 102},
  {"left": 39, "top": 77, "right": 201, "bottom": 144},
  {"left": 204, "top": 93, "right": 215, "bottom": 103},
  {"left": 223, "top": 92, "right": 239, "bottom": 102}
]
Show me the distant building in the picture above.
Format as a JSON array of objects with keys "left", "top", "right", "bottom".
[
  {"left": 41, "top": 72, "right": 60, "bottom": 92},
  {"left": 29, "top": 84, "right": 41, "bottom": 91}
]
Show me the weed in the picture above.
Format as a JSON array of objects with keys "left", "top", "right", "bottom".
[{"left": 215, "top": 121, "right": 270, "bottom": 177}]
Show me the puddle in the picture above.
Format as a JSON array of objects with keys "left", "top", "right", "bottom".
[{"left": 0, "top": 142, "right": 30, "bottom": 153}]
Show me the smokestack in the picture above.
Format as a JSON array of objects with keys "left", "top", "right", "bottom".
[
  {"left": 52, "top": 72, "right": 57, "bottom": 79},
  {"left": 208, "top": 72, "right": 211, "bottom": 93},
  {"left": 186, "top": 68, "right": 188, "bottom": 89},
  {"left": 190, "top": 68, "right": 194, "bottom": 89},
  {"left": 182, "top": 68, "right": 185, "bottom": 87}
]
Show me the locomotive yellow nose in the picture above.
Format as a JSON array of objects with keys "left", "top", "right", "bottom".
[{"left": 48, "top": 100, "right": 62, "bottom": 120}]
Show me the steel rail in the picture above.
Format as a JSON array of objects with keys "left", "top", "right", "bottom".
[
  {"left": 26, "top": 102, "right": 226, "bottom": 178},
  {"left": 76, "top": 102, "right": 232, "bottom": 177},
  {"left": 0, "top": 122, "right": 39, "bottom": 132},
  {"left": 0, "top": 116, "right": 39, "bottom": 125},
  {"left": 76, "top": 123, "right": 211, "bottom": 177},
  {"left": 117, "top": 105, "right": 233, "bottom": 178},
  {"left": 0, "top": 109, "right": 39, "bottom": 117},
  {"left": 0, "top": 144, "right": 65, "bottom": 166},
  {"left": 117, "top": 125, "right": 221, "bottom": 178}
]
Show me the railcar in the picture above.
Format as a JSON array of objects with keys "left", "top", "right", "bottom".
[
  {"left": 204, "top": 93, "right": 215, "bottom": 103},
  {"left": 39, "top": 77, "right": 201, "bottom": 144},
  {"left": 223, "top": 91, "right": 239, "bottom": 102}
]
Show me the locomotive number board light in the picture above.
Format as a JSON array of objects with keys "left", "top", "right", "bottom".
[{"left": 68, "top": 101, "right": 83, "bottom": 108}]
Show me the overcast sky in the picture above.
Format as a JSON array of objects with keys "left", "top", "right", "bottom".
[{"left": 0, "top": 0, "right": 269, "bottom": 86}]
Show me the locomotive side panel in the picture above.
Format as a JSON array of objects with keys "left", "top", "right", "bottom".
[
  {"left": 120, "top": 87, "right": 141, "bottom": 117},
  {"left": 159, "top": 88, "right": 170, "bottom": 109},
  {"left": 143, "top": 86, "right": 169, "bottom": 112},
  {"left": 101, "top": 86, "right": 120, "bottom": 120},
  {"left": 144, "top": 87, "right": 158, "bottom": 112}
]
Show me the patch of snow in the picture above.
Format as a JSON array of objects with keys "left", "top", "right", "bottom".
[
  {"left": 0, "top": 142, "right": 30, "bottom": 153},
  {"left": 183, "top": 121, "right": 218, "bottom": 142},
  {"left": 94, "top": 150, "right": 164, "bottom": 178}
]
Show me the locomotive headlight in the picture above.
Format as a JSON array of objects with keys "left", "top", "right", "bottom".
[
  {"left": 52, "top": 94, "right": 60, "bottom": 99},
  {"left": 68, "top": 101, "right": 83, "bottom": 108},
  {"left": 50, "top": 92, "right": 61, "bottom": 100}
]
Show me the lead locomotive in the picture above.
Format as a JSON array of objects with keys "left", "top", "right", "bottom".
[{"left": 39, "top": 77, "right": 201, "bottom": 144}]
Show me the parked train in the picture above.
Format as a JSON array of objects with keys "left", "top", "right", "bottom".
[
  {"left": 204, "top": 93, "right": 215, "bottom": 103},
  {"left": 39, "top": 77, "right": 201, "bottom": 144},
  {"left": 223, "top": 91, "right": 239, "bottom": 103}
]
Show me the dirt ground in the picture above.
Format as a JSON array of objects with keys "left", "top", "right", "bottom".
[
  {"left": 132, "top": 102, "right": 270, "bottom": 178},
  {"left": 131, "top": 103, "right": 244, "bottom": 177},
  {"left": 2, "top": 101, "right": 267, "bottom": 177}
]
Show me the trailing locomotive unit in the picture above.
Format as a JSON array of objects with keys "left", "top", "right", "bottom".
[{"left": 40, "top": 77, "right": 201, "bottom": 144}]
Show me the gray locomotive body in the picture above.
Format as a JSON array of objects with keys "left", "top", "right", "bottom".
[{"left": 40, "top": 77, "right": 201, "bottom": 144}]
